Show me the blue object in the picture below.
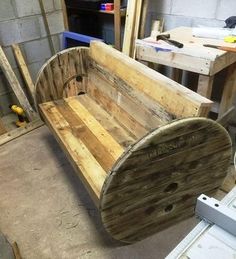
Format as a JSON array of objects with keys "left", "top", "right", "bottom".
[
  {"left": 62, "top": 31, "right": 103, "bottom": 49},
  {"left": 101, "top": 3, "right": 106, "bottom": 10}
]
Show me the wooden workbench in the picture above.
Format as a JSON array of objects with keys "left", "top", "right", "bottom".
[{"left": 136, "top": 27, "right": 236, "bottom": 117}]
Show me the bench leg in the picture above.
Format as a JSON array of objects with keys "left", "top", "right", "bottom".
[
  {"left": 197, "top": 75, "right": 214, "bottom": 99},
  {"left": 219, "top": 63, "right": 236, "bottom": 117}
]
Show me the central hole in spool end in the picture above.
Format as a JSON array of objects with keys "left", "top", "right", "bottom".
[{"left": 164, "top": 182, "right": 178, "bottom": 193}]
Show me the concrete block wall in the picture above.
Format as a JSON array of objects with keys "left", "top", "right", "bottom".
[
  {"left": 0, "top": 0, "right": 65, "bottom": 116},
  {"left": 147, "top": 0, "right": 236, "bottom": 35}
]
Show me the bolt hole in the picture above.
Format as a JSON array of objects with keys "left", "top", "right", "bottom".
[
  {"left": 203, "top": 197, "right": 207, "bottom": 200},
  {"left": 78, "top": 91, "right": 85, "bottom": 96},
  {"left": 76, "top": 75, "right": 83, "bottom": 82},
  {"left": 215, "top": 204, "right": 219, "bottom": 207},
  {"left": 165, "top": 204, "right": 173, "bottom": 213},
  {"left": 164, "top": 183, "right": 178, "bottom": 193}
]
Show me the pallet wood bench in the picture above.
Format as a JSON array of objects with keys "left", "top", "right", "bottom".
[{"left": 35, "top": 41, "right": 232, "bottom": 243}]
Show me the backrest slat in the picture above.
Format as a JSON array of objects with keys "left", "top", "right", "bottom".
[{"left": 89, "top": 41, "right": 213, "bottom": 118}]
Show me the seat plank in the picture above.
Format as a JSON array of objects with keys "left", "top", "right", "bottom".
[
  {"left": 65, "top": 97, "right": 124, "bottom": 161},
  {"left": 78, "top": 95, "right": 136, "bottom": 148},
  {"left": 55, "top": 99, "right": 119, "bottom": 172},
  {"left": 40, "top": 101, "right": 111, "bottom": 206}
]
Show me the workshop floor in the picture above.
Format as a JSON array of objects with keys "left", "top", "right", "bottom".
[{"left": 0, "top": 126, "right": 221, "bottom": 258}]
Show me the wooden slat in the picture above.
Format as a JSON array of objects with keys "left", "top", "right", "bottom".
[
  {"left": 114, "top": 0, "right": 121, "bottom": 50},
  {"left": 122, "top": 0, "right": 136, "bottom": 56},
  {"left": 0, "top": 46, "right": 37, "bottom": 121},
  {"left": 38, "top": 0, "right": 56, "bottom": 55},
  {"left": 88, "top": 60, "right": 173, "bottom": 124},
  {"left": 100, "top": 117, "right": 232, "bottom": 243},
  {"left": 0, "top": 118, "right": 7, "bottom": 135},
  {"left": 35, "top": 47, "right": 89, "bottom": 105},
  {"left": 87, "top": 79, "right": 148, "bottom": 139},
  {"left": 197, "top": 75, "right": 214, "bottom": 98},
  {"left": 139, "top": 0, "right": 148, "bottom": 39},
  {"left": 39, "top": 101, "right": 107, "bottom": 205},
  {"left": 219, "top": 63, "right": 236, "bottom": 117},
  {"left": 65, "top": 97, "right": 124, "bottom": 160},
  {"left": 12, "top": 44, "right": 35, "bottom": 99},
  {"left": 131, "top": 0, "right": 142, "bottom": 58},
  {"left": 90, "top": 41, "right": 213, "bottom": 118},
  {"left": 55, "top": 99, "right": 118, "bottom": 172},
  {"left": 61, "top": 0, "right": 69, "bottom": 30},
  {"left": 78, "top": 95, "right": 135, "bottom": 148},
  {"left": 0, "top": 118, "right": 43, "bottom": 146}
]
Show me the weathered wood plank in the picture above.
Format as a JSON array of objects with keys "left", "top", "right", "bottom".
[
  {"left": 88, "top": 60, "right": 174, "bottom": 124},
  {"left": 0, "top": 46, "right": 37, "bottom": 121},
  {"left": 197, "top": 75, "right": 214, "bottom": 98},
  {"left": 90, "top": 42, "right": 213, "bottom": 118},
  {"left": 35, "top": 47, "right": 89, "bottom": 106},
  {"left": 219, "top": 63, "right": 236, "bottom": 117},
  {"left": 0, "top": 118, "right": 7, "bottom": 135},
  {"left": 0, "top": 118, "right": 43, "bottom": 146},
  {"left": 39, "top": 101, "right": 107, "bottom": 206},
  {"left": 12, "top": 44, "right": 35, "bottom": 100},
  {"left": 87, "top": 80, "right": 147, "bottom": 139},
  {"left": 55, "top": 99, "right": 118, "bottom": 172},
  {"left": 78, "top": 95, "right": 135, "bottom": 148},
  {"left": 66, "top": 97, "right": 124, "bottom": 160},
  {"left": 100, "top": 118, "right": 232, "bottom": 243}
]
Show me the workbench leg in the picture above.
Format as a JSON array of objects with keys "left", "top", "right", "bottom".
[
  {"left": 197, "top": 75, "right": 214, "bottom": 99},
  {"left": 219, "top": 63, "right": 236, "bottom": 117},
  {"left": 171, "top": 68, "right": 183, "bottom": 84}
]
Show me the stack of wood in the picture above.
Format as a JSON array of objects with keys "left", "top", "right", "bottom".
[{"left": 0, "top": 45, "right": 43, "bottom": 145}]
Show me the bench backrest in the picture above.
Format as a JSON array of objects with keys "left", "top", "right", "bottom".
[{"left": 89, "top": 42, "right": 212, "bottom": 121}]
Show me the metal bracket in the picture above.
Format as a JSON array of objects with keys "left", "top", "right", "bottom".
[{"left": 195, "top": 194, "right": 236, "bottom": 237}]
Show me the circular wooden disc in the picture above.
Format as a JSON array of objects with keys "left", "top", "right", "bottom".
[
  {"left": 100, "top": 118, "right": 232, "bottom": 243},
  {"left": 34, "top": 47, "right": 89, "bottom": 107}
]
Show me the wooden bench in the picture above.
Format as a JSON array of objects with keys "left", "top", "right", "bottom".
[{"left": 35, "top": 42, "right": 232, "bottom": 243}]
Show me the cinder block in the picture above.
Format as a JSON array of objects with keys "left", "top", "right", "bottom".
[
  {"left": 23, "top": 38, "right": 52, "bottom": 64},
  {"left": 216, "top": 0, "right": 236, "bottom": 20},
  {"left": 18, "top": 16, "right": 41, "bottom": 43},
  {"left": 54, "top": 0, "right": 62, "bottom": 10},
  {"left": 15, "top": 0, "right": 41, "bottom": 17},
  {"left": 171, "top": 0, "right": 218, "bottom": 19},
  {"left": 39, "top": 10, "right": 64, "bottom": 37},
  {"left": 150, "top": 13, "right": 193, "bottom": 31},
  {"left": 0, "top": 0, "right": 16, "bottom": 22},
  {"left": 47, "top": 11, "right": 65, "bottom": 34},
  {"left": 149, "top": 0, "right": 172, "bottom": 14},
  {"left": 0, "top": 20, "right": 21, "bottom": 46},
  {"left": 191, "top": 18, "right": 225, "bottom": 27},
  {"left": 42, "top": 0, "right": 55, "bottom": 13}
]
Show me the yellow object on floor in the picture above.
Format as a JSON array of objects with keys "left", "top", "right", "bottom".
[{"left": 9, "top": 105, "right": 27, "bottom": 127}]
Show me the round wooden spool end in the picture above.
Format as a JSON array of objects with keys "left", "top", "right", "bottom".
[
  {"left": 34, "top": 47, "right": 89, "bottom": 114},
  {"left": 100, "top": 118, "right": 232, "bottom": 243}
]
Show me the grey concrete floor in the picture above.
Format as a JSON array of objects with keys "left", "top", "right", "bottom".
[{"left": 0, "top": 126, "right": 199, "bottom": 259}]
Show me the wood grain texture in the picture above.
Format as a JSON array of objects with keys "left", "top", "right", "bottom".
[
  {"left": 0, "top": 46, "right": 37, "bottom": 121},
  {"left": 39, "top": 96, "right": 125, "bottom": 205},
  {"left": 12, "top": 44, "right": 35, "bottom": 100},
  {"left": 35, "top": 44, "right": 232, "bottom": 243},
  {"left": 35, "top": 47, "right": 89, "bottom": 107},
  {"left": 90, "top": 41, "right": 213, "bottom": 118},
  {"left": 0, "top": 118, "right": 6, "bottom": 135},
  {"left": 100, "top": 118, "right": 232, "bottom": 243}
]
